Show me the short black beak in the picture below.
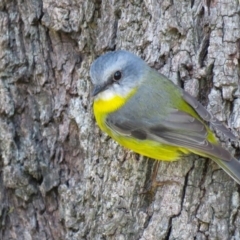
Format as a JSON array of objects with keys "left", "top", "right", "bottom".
[{"left": 92, "top": 84, "right": 105, "bottom": 97}]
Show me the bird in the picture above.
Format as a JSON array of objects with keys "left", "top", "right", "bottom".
[{"left": 90, "top": 50, "right": 240, "bottom": 184}]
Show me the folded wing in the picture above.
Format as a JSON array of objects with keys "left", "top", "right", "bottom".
[{"left": 106, "top": 108, "right": 232, "bottom": 161}]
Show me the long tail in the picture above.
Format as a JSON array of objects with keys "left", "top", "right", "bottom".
[{"left": 213, "top": 158, "right": 240, "bottom": 184}]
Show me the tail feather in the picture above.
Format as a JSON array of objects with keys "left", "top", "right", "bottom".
[{"left": 213, "top": 158, "right": 240, "bottom": 184}]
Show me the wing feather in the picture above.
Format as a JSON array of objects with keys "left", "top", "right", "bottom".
[
  {"left": 182, "top": 91, "right": 236, "bottom": 140},
  {"left": 107, "top": 108, "right": 231, "bottom": 161}
]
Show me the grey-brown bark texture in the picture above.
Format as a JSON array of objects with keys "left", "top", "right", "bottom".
[{"left": 0, "top": 0, "right": 240, "bottom": 239}]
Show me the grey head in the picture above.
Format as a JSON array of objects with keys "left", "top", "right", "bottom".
[{"left": 90, "top": 50, "right": 148, "bottom": 99}]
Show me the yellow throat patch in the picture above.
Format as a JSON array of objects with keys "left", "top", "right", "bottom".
[{"left": 93, "top": 89, "right": 136, "bottom": 133}]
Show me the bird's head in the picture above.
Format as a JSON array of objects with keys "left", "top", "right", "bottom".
[{"left": 90, "top": 50, "right": 147, "bottom": 100}]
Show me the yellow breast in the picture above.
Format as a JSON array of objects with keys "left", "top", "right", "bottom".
[
  {"left": 93, "top": 89, "right": 136, "bottom": 134},
  {"left": 93, "top": 89, "right": 186, "bottom": 161}
]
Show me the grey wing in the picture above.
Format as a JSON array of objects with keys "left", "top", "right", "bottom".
[
  {"left": 182, "top": 91, "right": 236, "bottom": 140},
  {"left": 106, "top": 109, "right": 232, "bottom": 161}
]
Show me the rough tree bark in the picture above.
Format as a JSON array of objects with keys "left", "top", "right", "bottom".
[{"left": 0, "top": 0, "right": 240, "bottom": 239}]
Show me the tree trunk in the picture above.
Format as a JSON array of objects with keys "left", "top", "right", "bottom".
[{"left": 0, "top": 0, "right": 240, "bottom": 239}]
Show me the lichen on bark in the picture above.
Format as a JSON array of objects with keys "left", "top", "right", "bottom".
[{"left": 0, "top": 0, "right": 240, "bottom": 239}]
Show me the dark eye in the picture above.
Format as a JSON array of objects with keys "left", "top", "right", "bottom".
[{"left": 113, "top": 71, "right": 122, "bottom": 81}]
